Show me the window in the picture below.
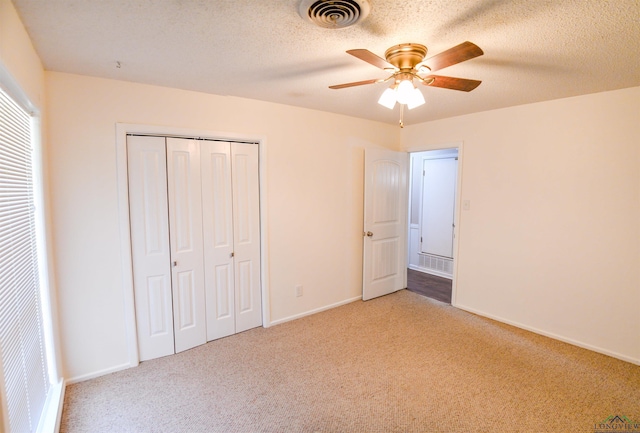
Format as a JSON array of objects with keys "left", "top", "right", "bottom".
[{"left": 0, "top": 86, "right": 50, "bottom": 432}]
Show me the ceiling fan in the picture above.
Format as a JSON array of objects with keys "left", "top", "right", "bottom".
[{"left": 329, "top": 41, "right": 484, "bottom": 126}]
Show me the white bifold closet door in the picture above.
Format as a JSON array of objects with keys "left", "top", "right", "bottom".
[
  {"left": 201, "top": 142, "right": 262, "bottom": 340},
  {"left": 127, "top": 136, "right": 175, "bottom": 361},
  {"left": 128, "top": 135, "right": 261, "bottom": 362},
  {"left": 165, "top": 137, "right": 207, "bottom": 353}
]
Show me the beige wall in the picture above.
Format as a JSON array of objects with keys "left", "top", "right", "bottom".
[
  {"left": 402, "top": 87, "right": 640, "bottom": 363},
  {"left": 0, "top": 0, "right": 44, "bottom": 107},
  {"left": 45, "top": 72, "right": 399, "bottom": 380}
]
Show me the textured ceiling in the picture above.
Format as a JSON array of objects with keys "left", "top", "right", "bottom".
[{"left": 11, "top": 0, "right": 640, "bottom": 126}]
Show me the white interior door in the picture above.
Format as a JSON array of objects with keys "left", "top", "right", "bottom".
[
  {"left": 363, "top": 148, "right": 408, "bottom": 301},
  {"left": 231, "top": 143, "right": 262, "bottom": 332},
  {"left": 166, "top": 138, "right": 207, "bottom": 353},
  {"left": 201, "top": 141, "right": 236, "bottom": 341},
  {"left": 127, "top": 135, "right": 174, "bottom": 361},
  {"left": 421, "top": 158, "right": 457, "bottom": 258}
]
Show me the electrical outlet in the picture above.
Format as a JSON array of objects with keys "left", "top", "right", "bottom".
[{"left": 295, "top": 285, "right": 303, "bottom": 297}]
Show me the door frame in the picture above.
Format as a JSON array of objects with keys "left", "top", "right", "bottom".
[
  {"left": 405, "top": 142, "right": 463, "bottom": 306},
  {"left": 115, "top": 123, "right": 270, "bottom": 368}
]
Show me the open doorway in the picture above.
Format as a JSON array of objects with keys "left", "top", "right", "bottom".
[{"left": 407, "top": 148, "right": 458, "bottom": 304}]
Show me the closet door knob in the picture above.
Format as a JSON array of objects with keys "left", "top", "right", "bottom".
[
  {"left": 230, "top": 252, "right": 235, "bottom": 258},
  {"left": 172, "top": 261, "right": 177, "bottom": 267},
  {"left": 366, "top": 231, "right": 373, "bottom": 237}
]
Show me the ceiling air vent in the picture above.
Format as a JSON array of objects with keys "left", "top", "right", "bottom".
[{"left": 299, "top": 0, "right": 371, "bottom": 29}]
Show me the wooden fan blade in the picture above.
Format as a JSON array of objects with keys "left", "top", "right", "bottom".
[
  {"left": 423, "top": 75, "right": 482, "bottom": 92},
  {"left": 329, "top": 79, "right": 381, "bottom": 89},
  {"left": 423, "top": 41, "right": 484, "bottom": 72},
  {"left": 346, "top": 49, "right": 396, "bottom": 70}
]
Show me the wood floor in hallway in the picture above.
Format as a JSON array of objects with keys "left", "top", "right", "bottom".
[{"left": 406, "top": 268, "right": 452, "bottom": 304}]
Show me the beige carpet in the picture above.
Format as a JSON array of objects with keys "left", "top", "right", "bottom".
[{"left": 61, "top": 290, "right": 640, "bottom": 432}]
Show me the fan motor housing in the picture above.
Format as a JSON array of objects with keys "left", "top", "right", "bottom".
[
  {"left": 299, "top": 0, "right": 371, "bottom": 29},
  {"left": 385, "top": 44, "right": 428, "bottom": 70}
]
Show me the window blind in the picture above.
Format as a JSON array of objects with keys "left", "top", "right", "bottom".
[{"left": 0, "top": 86, "right": 50, "bottom": 432}]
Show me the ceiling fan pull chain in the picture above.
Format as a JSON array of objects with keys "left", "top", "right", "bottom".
[{"left": 399, "top": 104, "right": 405, "bottom": 128}]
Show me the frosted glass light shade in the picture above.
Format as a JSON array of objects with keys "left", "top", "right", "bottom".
[
  {"left": 395, "top": 80, "right": 415, "bottom": 104},
  {"left": 377, "top": 87, "right": 396, "bottom": 109},
  {"left": 406, "top": 87, "right": 425, "bottom": 109}
]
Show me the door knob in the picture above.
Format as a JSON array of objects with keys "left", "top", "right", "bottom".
[
  {"left": 366, "top": 231, "right": 373, "bottom": 237},
  {"left": 172, "top": 261, "right": 177, "bottom": 267}
]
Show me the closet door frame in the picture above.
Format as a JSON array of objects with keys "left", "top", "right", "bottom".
[{"left": 115, "top": 124, "right": 270, "bottom": 369}]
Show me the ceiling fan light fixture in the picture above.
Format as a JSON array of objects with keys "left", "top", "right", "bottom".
[
  {"left": 377, "top": 87, "right": 397, "bottom": 109},
  {"left": 395, "top": 79, "right": 415, "bottom": 105},
  {"left": 406, "top": 87, "right": 425, "bottom": 110}
]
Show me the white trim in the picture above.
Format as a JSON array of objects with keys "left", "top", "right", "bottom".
[
  {"left": 32, "top": 114, "right": 64, "bottom": 391},
  {"left": 405, "top": 142, "right": 463, "bottom": 153},
  {"left": 407, "top": 264, "right": 453, "bottom": 280},
  {"left": 259, "top": 140, "right": 271, "bottom": 328},
  {"left": 115, "top": 123, "right": 270, "bottom": 367},
  {"left": 456, "top": 303, "right": 640, "bottom": 366},
  {"left": 402, "top": 152, "right": 409, "bottom": 291},
  {"left": 405, "top": 142, "right": 463, "bottom": 307},
  {"left": 54, "top": 382, "right": 65, "bottom": 433},
  {"left": 269, "top": 296, "right": 362, "bottom": 327},
  {"left": 35, "top": 380, "right": 64, "bottom": 433},
  {"left": 33, "top": 114, "right": 65, "bottom": 433},
  {"left": 65, "top": 362, "right": 133, "bottom": 385}
]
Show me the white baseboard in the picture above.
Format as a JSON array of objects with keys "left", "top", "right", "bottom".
[
  {"left": 408, "top": 264, "right": 453, "bottom": 280},
  {"left": 66, "top": 361, "right": 136, "bottom": 385},
  {"left": 455, "top": 303, "right": 640, "bottom": 366},
  {"left": 269, "top": 296, "right": 362, "bottom": 327}
]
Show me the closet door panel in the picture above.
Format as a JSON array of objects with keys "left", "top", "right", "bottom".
[
  {"left": 177, "top": 270, "right": 197, "bottom": 327},
  {"left": 127, "top": 136, "right": 174, "bottom": 361},
  {"left": 231, "top": 143, "right": 262, "bottom": 332},
  {"left": 166, "top": 138, "right": 207, "bottom": 353},
  {"left": 201, "top": 141, "right": 236, "bottom": 340},
  {"left": 214, "top": 264, "right": 233, "bottom": 317},
  {"left": 237, "top": 259, "right": 254, "bottom": 313}
]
